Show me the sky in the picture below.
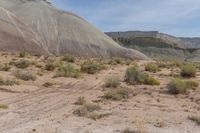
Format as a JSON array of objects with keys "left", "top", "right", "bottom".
[{"left": 49, "top": 0, "right": 200, "bottom": 37}]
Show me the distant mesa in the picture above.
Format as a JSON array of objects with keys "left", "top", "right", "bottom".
[{"left": 0, "top": 0, "right": 148, "bottom": 60}]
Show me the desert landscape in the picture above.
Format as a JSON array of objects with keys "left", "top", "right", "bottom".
[
  {"left": 0, "top": 0, "right": 200, "bottom": 133},
  {"left": 0, "top": 52, "right": 199, "bottom": 133}
]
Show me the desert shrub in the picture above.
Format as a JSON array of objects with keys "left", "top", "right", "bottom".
[
  {"left": 0, "top": 104, "right": 8, "bottom": 109},
  {"left": 104, "top": 88, "right": 129, "bottom": 101},
  {"left": 145, "top": 63, "right": 160, "bottom": 73},
  {"left": 171, "top": 60, "right": 183, "bottom": 68},
  {"left": 0, "top": 77, "right": 18, "bottom": 86},
  {"left": 61, "top": 54, "right": 75, "bottom": 63},
  {"left": 73, "top": 103, "right": 101, "bottom": 117},
  {"left": 87, "top": 112, "right": 111, "bottom": 121},
  {"left": 15, "top": 60, "right": 30, "bottom": 68},
  {"left": 0, "top": 63, "right": 11, "bottom": 71},
  {"left": 188, "top": 116, "right": 200, "bottom": 125},
  {"left": 55, "top": 64, "right": 80, "bottom": 78},
  {"left": 122, "top": 128, "right": 136, "bottom": 133},
  {"left": 185, "top": 80, "right": 199, "bottom": 89},
  {"left": 125, "top": 66, "right": 160, "bottom": 85},
  {"left": 105, "top": 76, "right": 121, "bottom": 88},
  {"left": 168, "top": 78, "right": 187, "bottom": 94},
  {"left": 45, "top": 62, "right": 56, "bottom": 71},
  {"left": 181, "top": 63, "right": 196, "bottom": 77},
  {"left": 74, "top": 96, "right": 86, "bottom": 105},
  {"left": 19, "top": 51, "right": 26, "bottom": 58},
  {"left": 81, "top": 61, "right": 105, "bottom": 74},
  {"left": 14, "top": 70, "right": 36, "bottom": 81}
]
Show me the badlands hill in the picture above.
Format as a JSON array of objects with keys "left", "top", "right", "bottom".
[
  {"left": 0, "top": 0, "right": 147, "bottom": 59},
  {"left": 106, "top": 31, "right": 200, "bottom": 61}
]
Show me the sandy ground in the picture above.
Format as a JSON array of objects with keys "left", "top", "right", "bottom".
[{"left": 0, "top": 54, "right": 199, "bottom": 133}]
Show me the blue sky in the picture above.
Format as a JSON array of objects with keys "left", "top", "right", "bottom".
[{"left": 49, "top": 0, "right": 200, "bottom": 37}]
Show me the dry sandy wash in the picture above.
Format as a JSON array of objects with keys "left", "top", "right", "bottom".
[{"left": 0, "top": 53, "right": 199, "bottom": 133}]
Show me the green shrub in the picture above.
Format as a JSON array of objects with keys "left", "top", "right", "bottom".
[
  {"left": 45, "top": 62, "right": 56, "bottom": 71},
  {"left": 81, "top": 61, "right": 105, "bottom": 74},
  {"left": 125, "top": 66, "right": 160, "bottom": 85},
  {"left": 104, "top": 88, "right": 129, "bottom": 101},
  {"left": 74, "top": 97, "right": 86, "bottom": 105},
  {"left": 14, "top": 70, "right": 36, "bottom": 81},
  {"left": 62, "top": 54, "right": 75, "bottom": 63},
  {"left": 168, "top": 78, "right": 187, "bottom": 94},
  {"left": 55, "top": 64, "right": 80, "bottom": 78},
  {"left": 185, "top": 80, "right": 199, "bottom": 89},
  {"left": 105, "top": 76, "right": 121, "bottom": 88},
  {"left": 171, "top": 60, "right": 183, "bottom": 68},
  {"left": 188, "top": 116, "right": 200, "bottom": 125},
  {"left": 19, "top": 51, "right": 26, "bottom": 58},
  {"left": 15, "top": 60, "right": 30, "bottom": 68},
  {"left": 0, "top": 63, "right": 11, "bottom": 71},
  {"left": 145, "top": 63, "right": 160, "bottom": 73},
  {"left": 181, "top": 63, "right": 196, "bottom": 77}
]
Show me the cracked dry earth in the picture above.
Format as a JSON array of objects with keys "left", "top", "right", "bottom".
[{"left": 0, "top": 54, "right": 200, "bottom": 133}]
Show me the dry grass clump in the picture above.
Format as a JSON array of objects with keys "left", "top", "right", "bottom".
[
  {"left": 105, "top": 76, "right": 121, "bottom": 88},
  {"left": 15, "top": 60, "right": 31, "bottom": 68},
  {"left": 45, "top": 62, "right": 56, "bottom": 71},
  {"left": 74, "top": 97, "right": 87, "bottom": 105},
  {"left": 125, "top": 66, "right": 160, "bottom": 86},
  {"left": 0, "top": 77, "right": 19, "bottom": 86},
  {"left": 145, "top": 63, "right": 160, "bottom": 73},
  {"left": 122, "top": 128, "right": 138, "bottom": 133},
  {"left": 0, "top": 104, "right": 9, "bottom": 109},
  {"left": 170, "top": 60, "right": 183, "bottom": 68},
  {"left": 61, "top": 54, "right": 75, "bottom": 63},
  {"left": 188, "top": 116, "right": 200, "bottom": 125},
  {"left": 81, "top": 61, "right": 106, "bottom": 74},
  {"left": 109, "top": 57, "right": 124, "bottom": 65},
  {"left": 181, "top": 63, "right": 197, "bottom": 77},
  {"left": 0, "top": 63, "right": 11, "bottom": 71},
  {"left": 14, "top": 70, "right": 36, "bottom": 81},
  {"left": 167, "top": 78, "right": 199, "bottom": 94},
  {"left": 103, "top": 88, "right": 129, "bottom": 101},
  {"left": 55, "top": 64, "right": 80, "bottom": 78},
  {"left": 19, "top": 51, "right": 26, "bottom": 58}
]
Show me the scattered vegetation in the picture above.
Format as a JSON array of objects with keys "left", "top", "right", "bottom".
[
  {"left": 61, "top": 54, "right": 75, "bottom": 63},
  {"left": 55, "top": 64, "right": 80, "bottom": 78},
  {"left": 0, "top": 77, "right": 18, "bottom": 86},
  {"left": 167, "top": 78, "right": 199, "bottom": 94},
  {"left": 81, "top": 61, "right": 105, "bottom": 74},
  {"left": 188, "top": 116, "right": 200, "bottom": 125},
  {"left": 43, "top": 82, "right": 54, "bottom": 87},
  {"left": 103, "top": 88, "right": 129, "bottom": 101},
  {"left": 145, "top": 63, "right": 160, "bottom": 73},
  {"left": 181, "top": 63, "right": 196, "bottom": 77},
  {"left": 15, "top": 60, "right": 31, "bottom": 68},
  {"left": 74, "top": 96, "right": 86, "bottom": 105},
  {"left": 14, "top": 70, "right": 36, "bottom": 81},
  {"left": 125, "top": 66, "right": 160, "bottom": 85},
  {"left": 105, "top": 76, "right": 121, "bottom": 88},
  {"left": 45, "top": 62, "right": 56, "bottom": 71},
  {"left": 19, "top": 51, "right": 26, "bottom": 58},
  {"left": 0, "top": 63, "right": 11, "bottom": 71}
]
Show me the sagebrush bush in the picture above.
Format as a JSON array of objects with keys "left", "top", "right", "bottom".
[
  {"left": 0, "top": 77, "right": 18, "bottom": 86},
  {"left": 105, "top": 76, "right": 121, "bottom": 88},
  {"left": 181, "top": 63, "right": 196, "bottom": 77},
  {"left": 61, "top": 54, "right": 75, "bottom": 63},
  {"left": 45, "top": 62, "right": 56, "bottom": 71},
  {"left": 168, "top": 78, "right": 187, "bottom": 94},
  {"left": 81, "top": 61, "right": 105, "bottom": 74},
  {"left": 14, "top": 70, "right": 36, "bottom": 81},
  {"left": 15, "top": 60, "right": 30, "bottom": 68},
  {"left": 55, "top": 64, "right": 80, "bottom": 78},
  {"left": 19, "top": 51, "right": 26, "bottom": 58},
  {"left": 185, "top": 80, "right": 199, "bottom": 89},
  {"left": 125, "top": 66, "right": 160, "bottom": 85},
  {"left": 0, "top": 63, "right": 11, "bottom": 71},
  {"left": 145, "top": 63, "right": 160, "bottom": 73},
  {"left": 104, "top": 88, "right": 129, "bottom": 101}
]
